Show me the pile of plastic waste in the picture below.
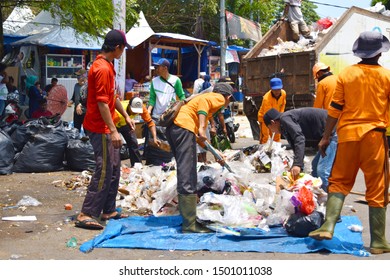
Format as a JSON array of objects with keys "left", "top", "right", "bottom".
[{"left": 109, "top": 141, "right": 327, "bottom": 235}]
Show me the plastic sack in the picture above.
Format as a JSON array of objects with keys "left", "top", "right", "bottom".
[
  {"left": 65, "top": 138, "right": 96, "bottom": 171},
  {"left": 197, "top": 193, "right": 261, "bottom": 227},
  {"left": 64, "top": 126, "right": 80, "bottom": 140},
  {"left": 12, "top": 120, "right": 68, "bottom": 173},
  {"left": 0, "top": 130, "right": 15, "bottom": 175},
  {"left": 316, "top": 18, "right": 333, "bottom": 31},
  {"left": 120, "top": 144, "right": 129, "bottom": 160},
  {"left": 211, "top": 134, "right": 232, "bottom": 152},
  {"left": 151, "top": 171, "right": 178, "bottom": 216},
  {"left": 144, "top": 123, "right": 173, "bottom": 166},
  {"left": 297, "top": 186, "right": 315, "bottom": 215},
  {"left": 284, "top": 211, "right": 324, "bottom": 237},
  {"left": 16, "top": 195, "right": 42, "bottom": 207}
]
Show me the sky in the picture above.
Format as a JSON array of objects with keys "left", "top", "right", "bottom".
[{"left": 313, "top": 0, "right": 373, "bottom": 18}]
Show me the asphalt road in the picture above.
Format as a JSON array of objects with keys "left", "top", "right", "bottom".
[{"left": 0, "top": 114, "right": 389, "bottom": 263}]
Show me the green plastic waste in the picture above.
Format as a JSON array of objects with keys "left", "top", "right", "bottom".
[{"left": 211, "top": 135, "right": 232, "bottom": 152}]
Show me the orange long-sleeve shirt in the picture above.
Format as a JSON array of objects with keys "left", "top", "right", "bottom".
[
  {"left": 313, "top": 74, "right": 338, "bottom": 110},
  {"left": 115, "top": 100, "right": 155, "bottom": 128},
  {"left": 257, "top": 89, "right": 286, "bottom": 143},
  {"left": 328, "top": 64, "right": 390, "bottom": 143}
]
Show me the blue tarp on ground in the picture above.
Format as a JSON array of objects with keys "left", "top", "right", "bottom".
[{"left": 79, "top": 215, "right": 370, "bottom": 257}]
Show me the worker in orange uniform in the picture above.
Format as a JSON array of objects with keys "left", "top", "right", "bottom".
[
  {"left": 309, "top": 31, "right": 390, "bottom": 255},
  {"left": 311, "top": 62, "right": 339, "bottom": 191},
  {"left": 312, "top": 62, "right": 338, "bottom": 110},
  {"left": 257, "top": 77, "right": 286, "bottom": 144},
  {"left": 165, "top": 83, "right": 232, "bottom": 233}
]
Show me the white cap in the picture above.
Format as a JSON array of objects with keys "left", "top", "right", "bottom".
[
  {"left": 130, "top": 97, "right": 143, "bottom": 114},
  {"left": 200, "top": 72, "right": 206, "bottom": 76}
]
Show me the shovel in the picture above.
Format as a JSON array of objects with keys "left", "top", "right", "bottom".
[{"left": 204, "top": 140, "right": 234, "bottom": 173}]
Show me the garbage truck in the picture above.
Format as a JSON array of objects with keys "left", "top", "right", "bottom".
[{"left": 242, "top": 6, "right": 390, "bottom": 111}]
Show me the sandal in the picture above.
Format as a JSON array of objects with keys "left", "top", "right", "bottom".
[
  {"left": 75, "top": 218, "right": 104, "bottom": 230},
  {"left": 101, "top": 212, "right": 128, "bottom": 221}
]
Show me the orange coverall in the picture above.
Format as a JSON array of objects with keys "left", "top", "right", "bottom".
[
  {"left": 328, "top": 64, "right": 390, "bottom": 207},
  {"left": 257, "top": 89, "right": 286, "bottom": 144}
]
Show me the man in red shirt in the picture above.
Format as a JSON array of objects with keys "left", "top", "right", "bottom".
[
  {"left": 75, "top": 30, "right": 133, "bottom": 230},
  {"left": 31, "top": 99, "right": 53, "bottom": 119}
]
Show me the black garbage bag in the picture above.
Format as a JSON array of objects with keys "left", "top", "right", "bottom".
[
  {"left": 10, "top": 123, "right": 30, "bottom": 152},
  {"left": 65, "top": 138, "right": 95, "bottom": 171},
  {"left": 144, "top": 124, "right": 173, "bottom": 166},
  {"left": 12, "top": 120, "right": 68, "bottom": 173},
  {"left": 284, "top": 211, "right": 325, "bottom": 237},
  {"left": 0, "top": 121, "right": 20, "bottom": 137},
  {"left": 120, "top": 144, "right": 130, "bottom": 160},
  {"left": 0, "top": 130, "right": 15, "bottom": 175},
  {"left": 65, "top": 127, "right": 80, "bottom": 140},
  {"left": 10, "top": 118, "right": 50, "bottom": 152}
]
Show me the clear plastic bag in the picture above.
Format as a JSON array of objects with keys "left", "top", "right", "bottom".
[{"left": 16, "top": 195, "right": 42, "bottom": 207}]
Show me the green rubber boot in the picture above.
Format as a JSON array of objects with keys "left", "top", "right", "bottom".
[
  {"left": 369, "top": 207, "right": 390, "bottom": 254},
  {"left": 309, "top": 193, "right": 345, "bottom": 240},
  {"left": 178, "top": 194, "right": 211, "bottom": 233}
]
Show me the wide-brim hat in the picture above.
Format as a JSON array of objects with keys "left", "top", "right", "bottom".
[
  {"left": 312, "top": 62, "right": 330, "bottom": 78},
  {"left": 263, "top": 108, "right": 281, "bottom": 126},
  {"left": 213, "top": 82, "right": 236, "bottom": 101},
  {"left": 352, "top": 31, "right": 390, "bottom": 59}
]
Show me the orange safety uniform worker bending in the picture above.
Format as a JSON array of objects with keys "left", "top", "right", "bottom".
[
  {"left": 257, "top": 77, "right": 286, "bottom": 144},
  {"left": 309, "top": 31, "right": 390, "bottom": 255}
]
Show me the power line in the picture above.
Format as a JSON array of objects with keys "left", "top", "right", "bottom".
[{"left": 309, "top": 1, "right": 349, "bottom": 10}]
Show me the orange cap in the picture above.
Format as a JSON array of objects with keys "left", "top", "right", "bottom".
[{"left": 312, "top": 62, "right": 330, "bottom": 79}]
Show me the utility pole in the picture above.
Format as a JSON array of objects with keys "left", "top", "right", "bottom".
[
  {"left": 249, "top": 0, "right": 253, "bottom": 48},
  {"left": 112, "top": 0, "right": 126, "bottom": 98},
  {"left": 220, "top": 0, "right": 227, "bottom": 77}
]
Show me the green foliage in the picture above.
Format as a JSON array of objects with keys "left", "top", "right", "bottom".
[
  {"left": 0, "top": 0, "right": 140, "bottom": 59},
  {"left": 301, "top": 0, "right": 320, "bottom": 24},
  {"left": 0, "top": 0, "right": 327, "bottom": 59}
]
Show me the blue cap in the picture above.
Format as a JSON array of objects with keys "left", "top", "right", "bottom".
[
  {"left": 153, "top": 58, "right": 170, "bottom": 68},
  {"left": 270, "top": 78, "right": 283, "bottom": 90}
]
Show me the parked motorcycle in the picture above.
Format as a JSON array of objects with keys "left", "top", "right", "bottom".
[
  {"left": 214, "top": 103, "right": 239, "bottom": 143},
  {"left": 1, "top": 92, "right": 21, "bottom": 124}
]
